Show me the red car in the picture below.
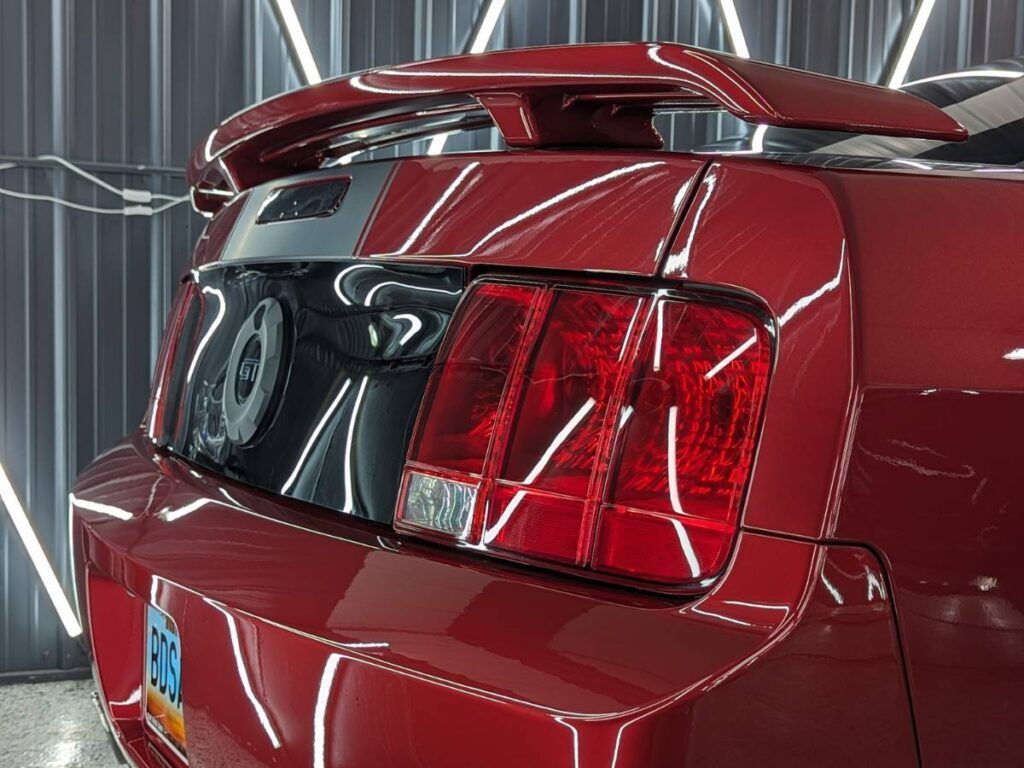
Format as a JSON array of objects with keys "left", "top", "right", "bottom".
[{"left": 71, "top": 44, "right": 1024, "bottom": 767}]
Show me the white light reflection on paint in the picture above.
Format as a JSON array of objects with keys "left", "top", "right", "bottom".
[
  {"left": 820, "top": 572, "right": 844, "bottom": 605},
  {"left": 1004, "top": 348, "right": 1024, "bottom": 360},
  {"left": 467, "top": 162, "right": 663, "bottom": 254},
  {"left": 281, "top": 378, "right": 353, "bottom": 494},
  {"left": 705, "top": 241, "right": 845, "bottom": 379},
  {"left": 722, "top": 599, "right": 790, "bottom": 613},
  {"left": 395, "top": 162, "right": 480, "bottom": 253},
  {"left": 208, "top": 601, "right": 282, "bottom": 749},
  {"left": 664, "top": 171, "right": 716, "bottom": 276},
  {"left": 483, "top": 398, "right": 596, "bottom": 545},
  {"left": 186, "top": 286, "right": 226, "bottom": 382},
  {"left": 342, "top": 376, "right": 370, "bottom": 514},
  {"left": 865, "top": 565, "right": 887, "bottom": 601},
  {"left": 159, "top": 495, "right": 248, "bottom": 523},
  {"left": 69, "top": 493, "right": 133, "bottom": 521},
  {"left": 147, "top": 383, "right": 162, "bottom": 439},
  {"left": 690, "top": 605, "right": 752, "bottom": 627},
  {"left": 554, "top": 715, "right": 581, "bottom": 768},
  {"left": 160, "top": 498, "right": 212, "bottom": 522},
  {"left": 313, "top": 654, "right": 342, "bottom": 768}
]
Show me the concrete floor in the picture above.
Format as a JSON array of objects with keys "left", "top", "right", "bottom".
[{"left": 0, "top": 680, "right": 118, "bottom": 768}]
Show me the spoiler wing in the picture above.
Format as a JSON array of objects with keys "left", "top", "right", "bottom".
[{"left": 188, "top": 42, "right": 967, "bottom": 214}]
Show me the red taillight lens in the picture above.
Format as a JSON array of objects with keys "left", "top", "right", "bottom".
[
  {"left": 409, "top": 282, "right": 540, "bottom": 475},
  {"left": 595, "top": 302, "right": 770, "bottom": 582},
  {"left": 396, "top": 280, "right": 770, "bottom": 591}
]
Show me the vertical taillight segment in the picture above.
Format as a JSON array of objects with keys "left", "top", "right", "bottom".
[
  {"left": 400, "top": 283, "right": 542, "bottom": 538},
  {"left": 594, "top": 302, "right": 770, "bottom": 583},
  {"left": 396, "top": 279, "right": 770, "bottom": 591}
]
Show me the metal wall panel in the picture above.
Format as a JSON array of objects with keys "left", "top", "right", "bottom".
[{"left": 0, "top": 0, "right": 1022, "bottom": 674}]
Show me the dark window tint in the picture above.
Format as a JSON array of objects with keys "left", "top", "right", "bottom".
[{"left": 156, "top": 261, "right": 464, "bottom": 522}]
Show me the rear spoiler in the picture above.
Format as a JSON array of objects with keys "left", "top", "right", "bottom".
[{"left": 188, "top": 42, "right": 967, "bottom": 214}]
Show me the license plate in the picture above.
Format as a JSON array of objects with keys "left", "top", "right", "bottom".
[{"left": 144, "top": 604, "right": 187, "bottom": 762}]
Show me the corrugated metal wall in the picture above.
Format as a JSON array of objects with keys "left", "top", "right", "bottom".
[{"left": 0, "top": 0, "right": 1022, "bottom": 675}]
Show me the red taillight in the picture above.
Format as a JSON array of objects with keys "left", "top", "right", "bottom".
[{"left": 396, "top": 280, "right": 770, "bottom": 591}]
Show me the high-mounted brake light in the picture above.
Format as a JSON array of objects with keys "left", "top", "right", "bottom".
[{"left": 396, "top": 280, "right": 770, "bottom": 591}]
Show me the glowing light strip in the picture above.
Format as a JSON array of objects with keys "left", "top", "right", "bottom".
[
  {"left": 427, "top": 0, "right": 508, "bottom": 155},
  {"left": 0, "top": 461, "right": 82, "bottom": 637},
  {"left": 902, "top": 69, "right": 1023, "bottom": 87},
  {"left": 887, "top": 0, "right": 937, "bottom": 88},
  {"left": 273, "top": 0, "right": 322, "bottom": 85},
  {"left": 717, "top": 0, "right": 750, "bottom": 59}
]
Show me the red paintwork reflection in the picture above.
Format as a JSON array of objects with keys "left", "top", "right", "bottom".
[
  {"left": 827, "top": 169, "right": 1024, "bottom": 766},
  {"left": 75, "top": 434, "right": 916, "bottom": 766},
  {"left": 837, "top": 389, "right": 1024, "bottom": 766},
  {"left": 357, "top": 153, "right": 703, "bottom": 275},
  {"left": 187, "top": 43, "right": 964, "bottom": 212},
  {"left": 663, "top": 156, "right": 1024, "bottom": 765},
  {"left": 664, "top": 159, "right": 854, "bottom": 540}
]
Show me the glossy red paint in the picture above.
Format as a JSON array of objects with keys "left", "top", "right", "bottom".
[
  {"left": 661, "top": 156, "right": 1024, "bottom": 764},
  {"left": 837, "top": 390, "right": 1024, "bottom": 767},
  {"left": 664, "top": 158, "right": 855, "bottom": 541},
  {"left": 356, "top": 153, "right": 704, "bottom": 275},
  {"left": 75, "top": 434, "right": 916, "bottom": 767},
  {"left": 824, "top": 170, "right": 1024, "bottom": 765},
  {"left": 186, "top": 43, "right": 964, "bottom": 212},
  {"left": 75, "top": 51, "right": 1023, "bottom": 764}
]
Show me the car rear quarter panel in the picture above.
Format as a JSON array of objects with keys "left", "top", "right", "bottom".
[
  {"left": 827, "top": 170, "right": 1024, "bottom": 767},
  {"left": 664, "top": 157, "right": 1024, "bottom": 766}
]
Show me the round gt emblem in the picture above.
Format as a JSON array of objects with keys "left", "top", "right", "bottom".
[{"left": 223, "top": 297, "right": 285, "bottom": 443}]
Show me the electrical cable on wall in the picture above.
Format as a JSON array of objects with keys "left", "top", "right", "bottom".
[{"left": 0, "top": 156, "right": 190, "bottom": 216}]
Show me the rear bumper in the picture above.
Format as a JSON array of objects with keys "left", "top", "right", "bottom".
[{"left": 73, "top": 432, "right": 918, "bottom": 767}]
